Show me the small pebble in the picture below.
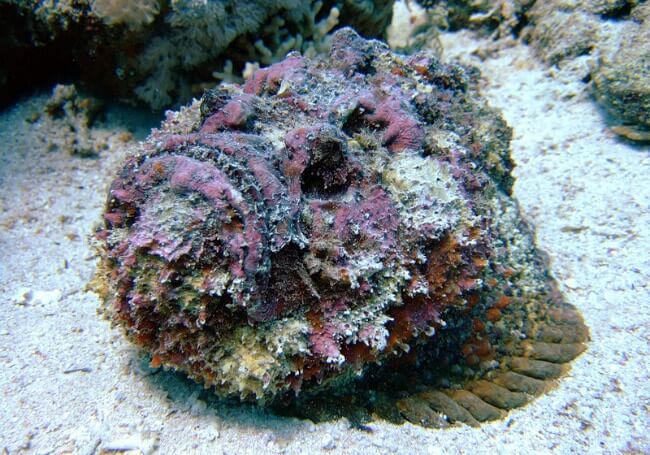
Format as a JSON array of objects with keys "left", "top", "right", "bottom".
[
  {"left": 13, "top": 287, "right": 32, "bottom": 305},
  {"left": 321, "top": 433, "right": 336, "bottom": 450},
  {"left": 102, "top": 432, "right": 158, "bottom": 455},
  {"left": 190, "top": 399, "right": 207, "bottom": 416},
  {"left": 565, "top": 278, "right": 578, "bottom": 289},
  {"left": 16, "top": 288, "right": 63, "bottom": 308}
]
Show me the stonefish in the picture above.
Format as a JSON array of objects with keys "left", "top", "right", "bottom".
[{"left": 94, "top": 28, "right": 588, "bottom": 427}]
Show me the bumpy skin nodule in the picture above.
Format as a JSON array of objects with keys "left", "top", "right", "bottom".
[{"left": 95, "top": 29, "right": 586, "bottom": 424}]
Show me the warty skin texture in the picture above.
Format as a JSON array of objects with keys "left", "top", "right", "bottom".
[{"left": 95, "top": 29, "right": 587, "bottom": 426}]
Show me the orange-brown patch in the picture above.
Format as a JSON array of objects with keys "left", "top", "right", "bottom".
[
  {"left": 150, "top": 354, "right": 162, "bottom": 368},
  {"left": 342, "top": 342, "right": 375, "bottom": 366},
  {"left": 472, "top": 319, "right": 486, "bottom": 333},
  {"left": 495, "top": 295, "right": 511, "bottom": 309},
  {"left": 152, "top": 161, "right": 166, "bottom": 176},
  {"left": 486, "top": 308, "right": 502, "bottom": 322}
]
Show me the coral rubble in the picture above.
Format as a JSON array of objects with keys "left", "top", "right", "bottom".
[
  {"left": 30, "top": 84, "right": 104, "bottom": 156},
  {"left": 411, "top": 0, "right": 534, "bottom": 38},
  {"left": 94, "top": 28, "right": 587, "bottom": 425}
]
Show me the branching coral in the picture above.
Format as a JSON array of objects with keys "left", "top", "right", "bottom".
[
  {"left": 132, "top": 0, "right": 389, "bottom": 109},
  {"left": 0, "top": 0, "right": 394, "bottom": 109}
]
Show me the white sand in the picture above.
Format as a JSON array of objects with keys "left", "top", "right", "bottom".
[{"left": 1, "top": 31, "right": 649, "bottom": 454}]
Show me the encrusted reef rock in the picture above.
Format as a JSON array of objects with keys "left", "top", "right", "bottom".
[
  {"left": 527, "top": 0, "right": 650, "bottom": 139},
  {"left": 0, "top": 0, "right": 393, "bottom": 110},
  {"left": 410, "top": 0, "right": 650, "bottom": 139},
  {"left": 524, "top": 0, "right": 643, "bottom": 66},
  {"left": 94, "top": 28, "right": 588, "bottom": 425},
  {"left": 592, "top": 4, "right": 650, "bottom": 139}
]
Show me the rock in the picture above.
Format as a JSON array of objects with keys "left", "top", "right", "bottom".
[
  {"left": 525, "top": 3, "right": 601, "bottom": 65},
  {"left": 321, "top": 433, "right": 337, "bottom": 450},
  {"left": 593, "top": 13, "right": 650, "bottom": 133},
  {"left": 12, "top": 287, "right": 33, "bottom": 306},
  {"left": 101, "top": 432, "right": 158, "bottom": 455}
]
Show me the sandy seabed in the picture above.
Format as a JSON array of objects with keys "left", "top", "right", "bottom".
[{"left": 0, "top": 29, "right": 649, "bottom": 455}]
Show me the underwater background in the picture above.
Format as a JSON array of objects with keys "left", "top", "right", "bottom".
[{"left": 0, "top": 1, "right": 648, "bottom": 454}]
